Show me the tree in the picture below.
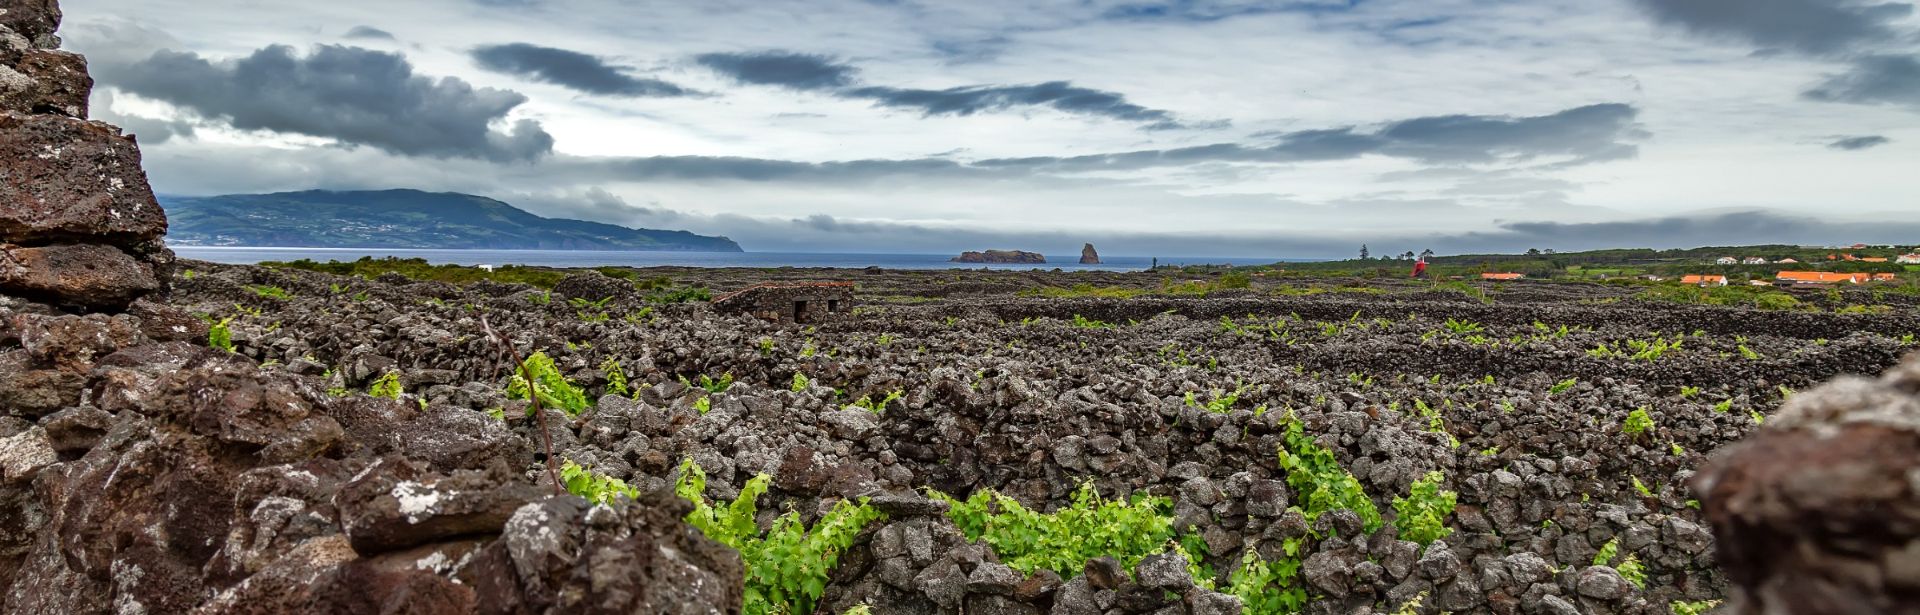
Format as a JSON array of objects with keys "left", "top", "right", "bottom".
[
  {"left": 1420, "top": 249, "right": 1435, "bottom": 261},
  {"left": 1401, "top": 251, "right": 1416, "bottom": 261},
  {"left": 1360, "top": 245, "right": 1371, "bottom": 260},
  {"left": 1526, "top": 248, "right": 1542, "bottom": 256}
]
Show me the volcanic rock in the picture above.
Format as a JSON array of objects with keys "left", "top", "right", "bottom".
[
  {"left": 1693, "top": 352, "right": 1920, "bottom": 614},
  {"left": 0, "top": 242, "right": 159, "bottom": 309},
  {"left": 952, "top": 250, "right": 1047, "bottom": 264},
  {"left": 1080, "top": 243, "right": 1101, "bottom": 265},
  {"left": 0, "top": 113, "right": 166, "bottom": 246}
]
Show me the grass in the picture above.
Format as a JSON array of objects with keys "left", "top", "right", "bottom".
[{"left": 264, "top": 256, "right": 568, "bottom": 288}]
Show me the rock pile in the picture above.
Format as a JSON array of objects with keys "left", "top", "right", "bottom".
[
  {"left": 1693, "top": 352, "right": 1920, "bottom": 614},
  {"left": 2, "top": 0, "right": 172, "bottom": 312},
  {"left": 0, "top": 3, "right": 743, "bottom": 612}
]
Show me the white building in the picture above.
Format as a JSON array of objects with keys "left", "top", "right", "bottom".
[{"left": 1715, "top": 257, "right": 1738, "bottom": 265}]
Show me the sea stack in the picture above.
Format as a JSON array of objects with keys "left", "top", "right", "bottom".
[
  {"left": 1080, "top": 243, "right": 1101, "bottom": 265},
  {"left": 1, "top": 2, "right": 173, "bottom": 311}
]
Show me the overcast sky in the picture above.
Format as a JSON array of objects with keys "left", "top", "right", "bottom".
[{"left": 63, "top": 0, "right": 1920, "bottom": 257}]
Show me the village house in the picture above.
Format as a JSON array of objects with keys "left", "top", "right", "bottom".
[
  {"left": 1861, "top": 257, "right": 1890, "bottom": 263},
  {"left": 712, "top": 282, "right": 856, "bottom": 324},
  {"left": 1480, "top": 272, "right": 1526, "bottom": 281},
  {"left": 1680, "top": 275, "right": 1728, "bottom": 287},
  {"left": 1741, "top": 257, "right": 1769, "bottom": 265},
  {"left": 1715, "top": 257, "right": 1738, "bottom": 265},
  {"left": 1899, "top": 254, "right": 1920, "bottom": 265},
  {"left": 1775, "top": 258, "right": 1800, "bottom": 264}
]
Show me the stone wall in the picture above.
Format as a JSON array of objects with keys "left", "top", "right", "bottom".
[{"left": 1, "top": 0, "right": 173, "bottom": 311}]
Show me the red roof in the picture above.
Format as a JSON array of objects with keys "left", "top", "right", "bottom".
[
  {"left": 1480, "top": 272, "right": 1525, "bottom": 281},
  {"left": 1777, "top": 271, "right": 1866, "bottom": 284},
  {"left": 1680, "top": 275, "right": 1727, "bottom": 285}
]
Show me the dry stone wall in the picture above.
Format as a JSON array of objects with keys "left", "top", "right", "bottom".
[{"left": 1, "top": 0, "right": 172, "bottom": 311}]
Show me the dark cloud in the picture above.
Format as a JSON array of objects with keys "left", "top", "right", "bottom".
[
  {"left": 1827, "top": 135, "right": 1892, "bottom": 149},
  {"left": 1627, "top": 0, "right": 1912, "bottom": 55},
  {"left": 1804, "top": 54, "right": 1920, "bottom": 107},
  {"left": 694, "top": 51, "right": 858, "bottom": 90},
  {"left": 95, "top": 44, "right": 552, "bottom": 161},
  {"left": 698, "top": 50, "right": 1200, "bottom": 128},
  {"left": 845, "top": 81, "right": 1185, "bottom": 127},
  {"left": 973, "top": 103, "right": 1644, "bottom": 171},
  {"left": 473, "top": 43, "right": 696, "bottom": 97},
  {"left": 343, "top": 26, "right": 395, "bottom": 40}
]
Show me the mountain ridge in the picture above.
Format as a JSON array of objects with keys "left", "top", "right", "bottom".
[{"left": 159, "top": 189, "right": 744, "bottom": 252}]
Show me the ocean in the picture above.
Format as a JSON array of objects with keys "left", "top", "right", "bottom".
[{"left": 171, "top": 247, "right": 1290, "bottom": 272}]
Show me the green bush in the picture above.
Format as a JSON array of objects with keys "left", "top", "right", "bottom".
[
  {"left": 1392, "top": 471, "right": 1457, "bottom": 546},
  {"left": 207, "top": 316, "right": 236, "bottom": 353},
  {"left": 561, "top": 460, "right": 638, "bottom": 504},
  {"left": 1623, "top": 407, "right": 1655, "bottom": 438},
  {"left": 677, "top": 460, "right": 882, "bottom": 615},
  {"left": 931, "top": 481, "right": 1177, "bottom": 579},
  {"left": 1276, "top": 417, "right": 1381, "bottom": 535},
  {"left": 1227, "top": 547, "right": 1308, "bottom": 614},
  {"left": 507, "top": 351, "right": 591, "bottom": 416},
  {"left": 368, "top": 371, "right": 403, "bottom": 400}
]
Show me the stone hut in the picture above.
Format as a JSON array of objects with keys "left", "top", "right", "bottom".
[{"left": 712, "top": 281, "right": 855, "bottom": 324}]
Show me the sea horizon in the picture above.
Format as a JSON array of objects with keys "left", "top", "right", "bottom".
[{"left": 171, "top": 246, "right": 1305, "bottom": 272}]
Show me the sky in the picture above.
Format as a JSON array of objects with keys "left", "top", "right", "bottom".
[{"left": 60, "top": 0, "right": 1920, "bottom": 258}]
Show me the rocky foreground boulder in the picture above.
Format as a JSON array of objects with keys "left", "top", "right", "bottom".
[
  {"left": 1, "top": 0, "right": 173, "bottom": 311},
  {"left": 1694, "top": 352, "right": 1920, "bottom": 614},
  {"left": 0, "top": 1, "right": 743, "bottom": 612}
]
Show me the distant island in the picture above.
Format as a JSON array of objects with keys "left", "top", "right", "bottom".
[
  {"left": 159, "top": 189, "right": 743, "bottom": 252},
  {"left": 952, "top": 250, "right": 1047, "bottom": 264}
]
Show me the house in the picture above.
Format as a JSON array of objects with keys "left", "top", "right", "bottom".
[
  {"left": 1749, "top": 280, "right": 1773, "bottom": 286},
  {"left": 1741, "top": 257, "right": 1769, "bottom": 265},
  {"left": 1873, "top": 273, "right": 1899, "bottom": 282},
  {"left": 1776, "top": 258, "right": 1800, "bottom": 264},
  {"left": 1715, "top": 257, "right": 1738, "bottom": 265},
  {"left": 1861, "top": 257, "right": 1889, "bottom": 263},
  {"left": 1481, "top": 272, "right": 1526, "bottom": 281},
  {"left": 1777, "top": 271, "right": 1868, "bottom": 285},
  {"left": 1680, "top": 275, "right": 1728, "bottom": 287},
  {"left": 1898, "top": 254, "right": 1920, "bottom": 265},
  {"left": 712, "top": 282, "right": 855, "bottom": 324}
]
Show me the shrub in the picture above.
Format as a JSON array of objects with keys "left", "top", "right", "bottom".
[
  {"left": 677, "top": 459, "right": 881, "bottom": 615},
  {"left": 368, "top": 371, "right": 403, "bottom": 400},
  {"left": 1623, "top": 407, "right": 1655, "bottom": 438},
  {"left": 1392, "top": 471, "right": 1457, "bottom": 546},
  {"left": 1227, "top": 547, "right": 1308, "bottom": 614},
  {"left": 791, "top": 372, "right": 811, "bottom": 392},
  {"left": 248, "top": 285, "right": 290, "bottom": 299},
  {"left": 1276, "top": 417, "right": 1381, "bottom": 535},
  {"left": 931, "top": 481, "right": 1176, "bottom": 579},
  {"left": 561, "top": 460, "right": 638, "bottom": 504},
  {"left": 1549, "top": 378, "right": 1578, "bottom": 396},
  {"left": 683, "top": 372, "right": 735, "bottom": 394},
  {"left": 1594, "top": 538, "right": 1647, "bottom": 589},
  {"left": 600, "top": 358, "right": 629, "bottom": 397},
  {"left": 208, "top": 316, "right": 235, "bottom": 353},
  {"left": 1069, "top": 314, "right": 1114, "bottom": 329},
  {"left": 507, "top": 351, "right": 591, "bottom": 416}
]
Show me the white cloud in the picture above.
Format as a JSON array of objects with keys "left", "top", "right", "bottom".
[{"left": 60, "top": 0, "right": 1920, "bottom": 255}]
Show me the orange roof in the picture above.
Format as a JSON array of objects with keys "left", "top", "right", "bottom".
[
  {"left": 1861, "top": 257, "right": 1889, "bottom": 263},
  {"left": 1480, "top": 272, "right": 1525, "bottom": 280},
  {"left": 1680, "top": 275, "right": 1726, "bottom": 284},
  {"left": 1777, "top": 271, "right": 1867, "bottom": 284}
]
